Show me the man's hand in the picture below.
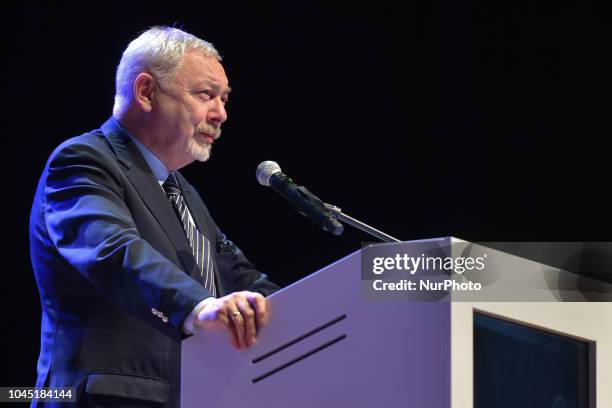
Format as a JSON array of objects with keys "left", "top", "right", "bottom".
[{"left": 194, "top": 291, "right": 269, "bottom": 350}]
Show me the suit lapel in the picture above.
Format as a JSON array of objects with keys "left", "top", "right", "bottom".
[{"left": 100, "top": 118, "right": 198, "bottom": 277}]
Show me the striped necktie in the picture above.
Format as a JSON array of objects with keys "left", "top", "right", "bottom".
[{"left": 163, "top": 173, "right": 217, "bottom": 297}]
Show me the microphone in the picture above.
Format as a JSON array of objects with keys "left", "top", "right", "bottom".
[{"left": 256, "top": 161, "right": 344, "bottom": 236}]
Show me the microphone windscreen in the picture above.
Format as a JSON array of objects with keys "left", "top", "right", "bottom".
[{"left": 256, "top": 161, "right": 282, "bottom": 186}]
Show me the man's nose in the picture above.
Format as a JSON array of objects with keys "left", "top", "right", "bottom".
[{"left": 208, "top": 97, "right": 228, "bottom": 125}]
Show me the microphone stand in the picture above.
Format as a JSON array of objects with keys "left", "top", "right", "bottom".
[
  {"left": 270, "top": 177, "right": 399, "bottom": 242},
  {"left": 323, "top": 203, "right": 401, "bottom": 243}
]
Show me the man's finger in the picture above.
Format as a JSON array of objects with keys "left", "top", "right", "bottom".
[
  {"left": 213, "top": 306, "right": 240, "bottom": 350},
  {"left": 229, "top": 308, "right": 247, "bottom": 349},
  {"left": 229, "top": 324, "right": 240, "bottom": 350},
  {"left": 237, "top": 301, "right": 257, "bottom": 345},
  {"left": 247, "top": 293, "right": 268, "bottom": 327}
]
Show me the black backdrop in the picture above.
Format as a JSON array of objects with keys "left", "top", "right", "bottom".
[{"left": 3, "top": 0, "right": 611, "bottom": 387}]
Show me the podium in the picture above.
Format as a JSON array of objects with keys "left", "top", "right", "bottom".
[
  {"left": 182, "top": 237, "right": 612, "bottom": 407},
  {"left": 181, "top": 237, "right": 451, "bottom": 408}
]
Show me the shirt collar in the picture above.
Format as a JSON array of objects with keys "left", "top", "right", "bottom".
[{"left": 117, "top": 122, "right": 170, "bottom": 185}]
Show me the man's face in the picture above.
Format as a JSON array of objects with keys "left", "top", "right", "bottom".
[{"left": 152, "top": 51, "right": 230, "bottom": 169}]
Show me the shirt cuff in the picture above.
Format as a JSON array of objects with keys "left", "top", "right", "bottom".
[{"left": 182, "top": 297, "right": 215, "bottom": 335}]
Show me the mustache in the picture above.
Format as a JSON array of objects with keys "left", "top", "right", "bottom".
[{"left": 197, "top": 125, "right": 222, "bottom": 139}]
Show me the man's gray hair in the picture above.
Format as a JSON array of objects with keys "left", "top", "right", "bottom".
[{"left": 113, "top": 26, "right": 221, "bottom": 117}]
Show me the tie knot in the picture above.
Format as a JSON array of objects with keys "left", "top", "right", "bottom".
[{"left": 163, "top": 173, "right": 181, "bottom": 196}]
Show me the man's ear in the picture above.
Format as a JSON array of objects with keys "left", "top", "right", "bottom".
[{"left": 133, "top": 73, "right": 156, "bottom": 112}]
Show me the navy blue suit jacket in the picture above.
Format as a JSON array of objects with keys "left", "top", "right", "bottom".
[{"left": 29, "top": 118, "right": 279, "bottom": 407}]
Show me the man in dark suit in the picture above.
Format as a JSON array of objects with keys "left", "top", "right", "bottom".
[{"left": 29, "top": 26, "right": 279, "bottom": 407}]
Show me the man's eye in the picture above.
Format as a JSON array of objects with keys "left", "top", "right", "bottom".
[{"left": 197, "top": 90, "right": 213, "bottom": 98}]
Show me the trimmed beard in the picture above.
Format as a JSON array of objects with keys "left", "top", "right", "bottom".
[{"left": 187, "top": 136, "right": 212, "bottom": 162}]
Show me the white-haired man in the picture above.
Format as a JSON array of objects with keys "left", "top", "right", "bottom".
[{"left": 30, "top": 26, "right": 279, "bottom": 408}]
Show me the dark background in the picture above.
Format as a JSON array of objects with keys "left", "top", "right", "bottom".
[{"left": 3, "top": 0, "right": 611, "bottom": 387}]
